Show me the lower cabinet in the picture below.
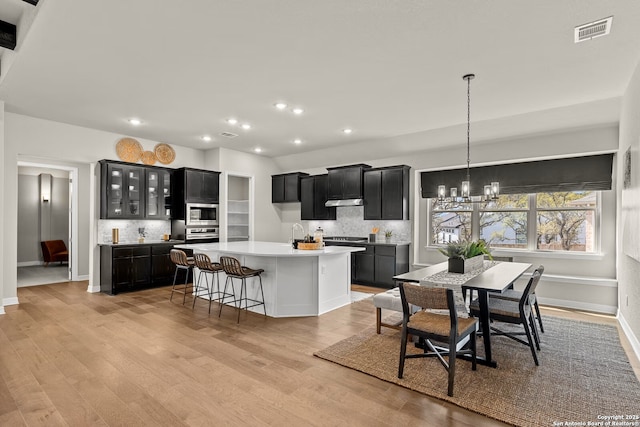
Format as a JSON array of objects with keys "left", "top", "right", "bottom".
[
  {"left": 328, "top": 242, "right": 410, "bottom": 288},
  {"left": 101, "top": 244, "right": 176, "bottom": 294}
]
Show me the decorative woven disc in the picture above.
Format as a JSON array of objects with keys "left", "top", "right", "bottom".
[
  {"left": 154, "top": 143, "right": 176, "bottom": 164},
  {"left": 141, "top": 151, "right": 157, "bottom": 165},
  {"left": 115, "top": 138, "right": 143, "bottom": 162}
]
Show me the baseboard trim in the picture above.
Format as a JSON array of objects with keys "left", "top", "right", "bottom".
[
  {"left": 3, "top": 297, "right": 19, "bottom": 306},
  {"left": 618, "top": 311, "right": 640, "bottom": 366},
  {"left": 0, "top": 306, "right": 4, "bottom": 315},
  {"left": 17, "top": 261, "right": 43, "bottom": 267},
  {"left": 76, "top": 275, "right": 89, "bottom": 281},
  {"left": 86, "top": 284, "right": 101, "bottom": 293},
  {"left": 538, "top": 296, "right": 616, "bottom": 315}
]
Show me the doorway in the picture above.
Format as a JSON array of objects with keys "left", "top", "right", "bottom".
[
  {"left": 16, "top": 161, "right": 79, "bottom": 287},
  {"left": 225, "top": 172, "right": 253, "bottom": 242}
]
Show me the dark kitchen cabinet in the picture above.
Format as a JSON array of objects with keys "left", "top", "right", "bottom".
[
  {"left": 300, "top": 175, "right": 336, "bottom": 220},
  {"left": 326, "top": 241, "right": 410, "bottom": 288},
  {"left": 100, "top": 245, "right": 151, "bottom": 294},
  {"left": 364, "top": 165, "right": 410, "bottom": 220},
  {"left": 272, "top": 172, "right": 309, "bottom": 203},
  {"left": 100, "top": 161, "right": 145, "bottom": 219},
  {"left": 174, "top": 168, "right": 221, "bottom": 219},
  {"left": 151, "top": 245, "right": 176, "bottom": 285},
  {"left": 327, "top": 164, "right": 371, "bottom": 200},
  {"left": 100, "top": 243, "right": 178, "bottom": 294},
  {"left": 146, "top": 168, "right": 173, "bottom": 220},
  {"left": 182, "top": 168, "right": 220, "bottom": 203},
  {"left": 353, "top": 246, "right": 375, "bottom": 283}
]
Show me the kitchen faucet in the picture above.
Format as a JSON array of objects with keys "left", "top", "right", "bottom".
[{"left": 291, "top": 223, "right": 305, "bottom": 243}]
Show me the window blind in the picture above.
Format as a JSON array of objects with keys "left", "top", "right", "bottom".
[{"left": 420, "top": 153, "right": 614, "bottom": 198}]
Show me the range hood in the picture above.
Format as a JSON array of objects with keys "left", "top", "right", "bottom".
[{"left": 325, "top": 199, "right": 363, "bottom": 207}]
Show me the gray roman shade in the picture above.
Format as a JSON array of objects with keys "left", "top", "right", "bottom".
[{"left": 420, "top": 153, "right": 614, "bottom": 198}]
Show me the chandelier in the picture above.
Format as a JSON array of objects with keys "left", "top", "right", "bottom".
[{"left": 437, "top": 74, "right": 499, "bottom": 203}]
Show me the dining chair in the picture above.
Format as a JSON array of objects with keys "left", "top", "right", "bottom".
[
  {"left": 469, "top": 265, "right": 544, "bottom": 366},
  {"left": 398, "top": 283, "right": 478, "bottom": 397}
]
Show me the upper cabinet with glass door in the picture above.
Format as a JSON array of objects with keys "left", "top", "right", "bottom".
[
  {"left": 100, "top": 160, "right": 172, "bottom": 220},
  {"left": 101, "top": 162, "right": 145, "bottom": 219},
  {"left": 146, "top": 169, "right": 172, "bottom": 220}
]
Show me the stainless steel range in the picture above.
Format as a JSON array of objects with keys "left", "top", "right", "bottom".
[{"left": 323, "top": 236, "right": 369, "bottom": 243}]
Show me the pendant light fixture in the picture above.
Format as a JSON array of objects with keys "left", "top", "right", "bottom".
[{"left": 437, "top": 74, "right": 499, "bottom": 203}]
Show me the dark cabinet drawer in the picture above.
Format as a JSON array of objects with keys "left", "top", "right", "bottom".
[{"left": 375, "top": 245, "right": 396, "bottom": 257}]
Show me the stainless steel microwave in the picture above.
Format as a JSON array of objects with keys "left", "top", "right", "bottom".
[{"left": 186, "top": 203, "right": 219, "bottom": 226}]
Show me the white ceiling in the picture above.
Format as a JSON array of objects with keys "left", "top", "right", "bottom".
[{"left": 1, "top": 0, "right": 639, "bottom": 158}]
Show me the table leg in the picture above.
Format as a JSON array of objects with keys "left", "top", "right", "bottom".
[{"left": 478, "top": 289, "right": 497, "bottom": 368}]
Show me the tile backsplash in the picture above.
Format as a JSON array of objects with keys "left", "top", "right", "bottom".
[
  {"left": 98, "top": 220, "right": 171, "bottom": 244},
  {"left": 305, "top": 206, "right": 411, "bottom": 242}
]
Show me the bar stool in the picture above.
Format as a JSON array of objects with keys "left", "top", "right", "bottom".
[
  {"left": 169, "top": 249, "right": 195, "bottom": 305},
  {"left": 192, "top": 253, "right": 234, "bottom": 314},
  {"left": 219, "top": 256, "right": 266, "bottom": 323}
]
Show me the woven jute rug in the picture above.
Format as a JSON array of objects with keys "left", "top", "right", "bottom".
[{"left": 314, "top": 315, "right": 640, "bottom": 427}]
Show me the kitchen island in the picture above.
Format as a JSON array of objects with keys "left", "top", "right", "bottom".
[{"left": 175, "top": 241, "right": 365, "bottom": 317}]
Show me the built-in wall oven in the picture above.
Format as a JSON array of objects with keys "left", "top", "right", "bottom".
[
  {"left": 186, "top": 227, "right": 219, "bottom": 242},
  {"left": 186, "top": 203, "right": 219, "bottom": 226}
]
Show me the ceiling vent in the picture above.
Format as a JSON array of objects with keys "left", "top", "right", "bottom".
[
  {"left": 219, "top": 132, "right": 238, "bottom": 138},
  {"left": 574, "top": 16, "right": 613, "bottom": 43}
]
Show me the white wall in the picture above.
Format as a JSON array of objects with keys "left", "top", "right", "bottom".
[
  {"left": 3, "top": 112, "right": 207, "bottom": 302},
  {"left": 618, "top": 57, "right": 640, "bottom": 356},
  {"left": 0, "top": 103, "right": 5, "bottom": 312}
]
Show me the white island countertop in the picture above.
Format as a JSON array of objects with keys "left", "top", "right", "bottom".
[
  {"left": 174, "top": 241, "right": 364, "bottom": 318},
  {"left": 176, "top": 241, "right": 365, "bottom": 257}
]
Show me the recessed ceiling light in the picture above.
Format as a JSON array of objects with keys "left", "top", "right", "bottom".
[
  {"left": 274, "top": 102, "right": 288, "bottom": 110},
  {"left": 201, "top": 135, "right": 212, "bottom": 142},
  {"left": 241, "top": 123, "right": 251, "bottom": 130},
  {"left": 292, "top": 107, "right": 304, "bottom": 115},
  {"left": 227, "top": 118, "right": 238, "bottom": 125},
  {"left": 128, "top": 118, "right": 142, "bottom": 125},
  {"left": 254, "top": 147, "right": 262, "bottom": 153},
  {"left": 342, "top": 128, "right": 353, "bottom": 134},
  {"left": 293, "top": 138, "right": 302, "bottom": 144}
]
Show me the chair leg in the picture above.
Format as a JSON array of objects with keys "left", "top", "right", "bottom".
[
  {"left": 522, "top": 315, "right": 539, "bottom": 366},
  {"left": 258, "top": 276, "right": 266, "bottom": 317},
  {"left": 237, "top": 278, "right": 245, "bottom": 324},
  {"left": 398, "top": 326, "right": 408, "bottom": 379},
  {"left": 170, "top": 267, "right": 179, "bottom": 302},
  {"left": 534, "top": 301, "right": 544, "bottom": 333},
  {"left": 530, "top": 313, "right": 541, "bottom": 350},
  {"left": 471, "top": 330, "right": 477, "bottom": 371},
  {"left": 447, "top": 334, "right": 456, "bottom": 397},
  {"left": 376, "top": 308, "right": 382, "bottom": 334},
  {"left": 219, "top": 276, "right": 233, "bottom": 318}
]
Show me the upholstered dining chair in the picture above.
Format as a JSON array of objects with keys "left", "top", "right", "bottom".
[
  {"left": 398, "top": 283, "right": 478, "bottom": 397},
  {"left": 469, "top": 265, "right": 544, "bottom": 366}
]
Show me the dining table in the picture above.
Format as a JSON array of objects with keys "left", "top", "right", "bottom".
[{"left": 394, "top": 260, "right": 532, "bottom": 368}]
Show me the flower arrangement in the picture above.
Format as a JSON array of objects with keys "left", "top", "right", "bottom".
[{"left": 384, "top": 230, "right": 393, "bottom": 238}]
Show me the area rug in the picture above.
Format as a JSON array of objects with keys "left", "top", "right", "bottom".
[{"left": 314, "top": 316, "right": 640, "bottom": 427}]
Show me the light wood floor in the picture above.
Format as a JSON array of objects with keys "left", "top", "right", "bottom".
[{"left": 0, "top": 281, "right": 637, "bottom": 426}]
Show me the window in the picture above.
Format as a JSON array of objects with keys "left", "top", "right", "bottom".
[{"left": 430, "top": 191, "right": 598, "bottom": 253}]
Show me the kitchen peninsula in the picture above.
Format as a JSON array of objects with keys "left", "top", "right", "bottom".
[{"left": 176, "top": 241, "right": 365, "bottom": 317}]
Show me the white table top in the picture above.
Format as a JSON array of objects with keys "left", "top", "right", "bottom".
[
  {"left": 394, "top": 261, "right": 532, "bottom": 291},
  {"left": 175, "top": 241, "right": 366, "bottom": 257}
]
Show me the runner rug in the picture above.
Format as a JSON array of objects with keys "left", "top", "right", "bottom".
[{"left": 314, "top": 315, "right": 640, "bottom": 427}]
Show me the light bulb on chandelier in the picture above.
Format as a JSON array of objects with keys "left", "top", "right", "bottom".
[{"left": 437, "top": 74, "right": 499, "bottom": 203}]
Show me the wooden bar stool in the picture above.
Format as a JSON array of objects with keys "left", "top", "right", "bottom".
[
  {"left": 219, "top": 256, "right": 266, "bottom": 323},
  {"left": 169, "top": 249, "right": 195, "bottom": 305},
  {"left": 192, "top": 253, "right": 234, "bottom": 314}
]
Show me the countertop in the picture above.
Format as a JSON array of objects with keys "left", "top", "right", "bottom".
[
  {"left": 98, "top": 240, "right": 185, "bottom": 246},
  {"left": 324, "top": 240, "right": 411, "bottom": 247},
  {"left": 175, "top": 241, "right": 366, "bottom": 257}
]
